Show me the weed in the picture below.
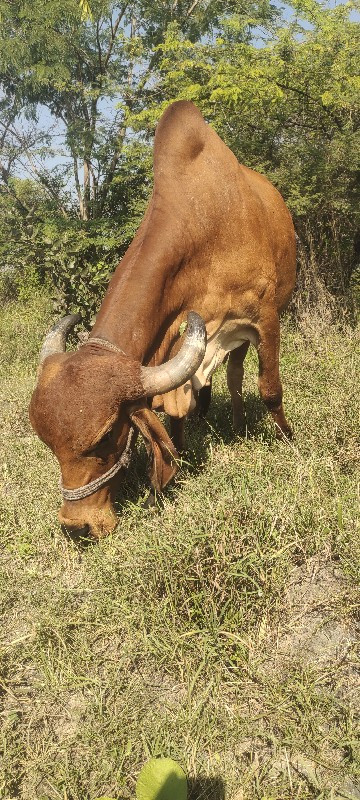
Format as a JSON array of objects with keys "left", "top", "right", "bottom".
[{"left": 0, "top": 297, "right": 359, "bottom": 799}]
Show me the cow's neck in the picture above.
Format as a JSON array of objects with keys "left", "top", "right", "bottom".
[{"left": 92, "top": 227, "right": 183, "bottom": 365}]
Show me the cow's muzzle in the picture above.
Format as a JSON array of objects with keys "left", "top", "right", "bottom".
[{"left": 59, "top": 503, "right": 118, "bottom": 540}]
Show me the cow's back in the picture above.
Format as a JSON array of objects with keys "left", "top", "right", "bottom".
[{"left": 152, "top": 101, "right": 296, "bottom": 316}]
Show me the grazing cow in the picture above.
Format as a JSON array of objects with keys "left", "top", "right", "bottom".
[{"left": 29, "top": 101, "right": 296, "bottom": 539}]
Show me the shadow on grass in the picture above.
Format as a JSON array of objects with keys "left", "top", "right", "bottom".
[
  {"left": 59, "top": 392, "right": 270, "bottom": 545},
  {"left": 61, "top": 524, "right": 97, "bottom": 550},
  {"left": 186, "top": 390, "right": 270, "bottom": 456},
  {"left": 114, "top": 390, "right": 270, "bottom": 515},
  {"left": 206, "top": 389, "right": 266, "bottom": 439},
  {"left": 188, "top": 774, "right": 225, "bottom": 799},
  {"left": 140, "top": 771, "right": 225, "bottom": 800}
]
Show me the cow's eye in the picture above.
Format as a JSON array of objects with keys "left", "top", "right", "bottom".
[
  {"left": 86, "top": 429, "right": 112, "bottom": 455},
  {"left": 98, "top": 429, "right": 112, "bottom": 446}
]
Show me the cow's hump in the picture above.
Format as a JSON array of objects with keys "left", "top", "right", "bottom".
[{"left": 154, "top": 101, "right": 207, "bottom": 172}]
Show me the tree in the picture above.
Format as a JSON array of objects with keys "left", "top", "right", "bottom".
[
  {"left": 0, "top": 0, "right": 358, "bottom": 313},
  {"left": 0, "top": 0, "right": 231, "bottom": 220}
]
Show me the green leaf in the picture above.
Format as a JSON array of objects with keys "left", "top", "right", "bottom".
[
  {"left": 136, "top": 758, "right": 187, "bottom": 800},
  {"left": 94, "top": 796, "right": 117, "bottom": 800},
  {"left": 79, "top": 0, "right": 92, "bottom": 21}
]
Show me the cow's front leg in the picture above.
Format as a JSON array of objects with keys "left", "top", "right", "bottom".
[
  {"left": 256, "top": 310, "right": 293, "bottom": 440},
  {"left": 227, "top": 342, "right": 250, "bottom": 432},
  {"left": 170, "top": 416, "right": 186, "bottom": 454},
  {"left": 197, "top": 379, "right": 212, "bottom": 417},
  {"left": 142, "top": 417, "right": 184, "bottom": 510}
]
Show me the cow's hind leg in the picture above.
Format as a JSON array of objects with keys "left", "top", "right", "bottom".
[
  {"left": 227, "top": 341, "right": 250, "bottom": 432},
  {"left": 256, "top": 309, "right": 292, "bottom": 439}
]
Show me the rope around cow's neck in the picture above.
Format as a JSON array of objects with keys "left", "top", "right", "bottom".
[
  {"left": 81, "top": 336, "right": 126, "bottom": 356},
  {"left": 61, "top": 427, "right": 134, "bottom": 501}
]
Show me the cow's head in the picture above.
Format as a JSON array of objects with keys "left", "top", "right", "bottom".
[{"left": 29, "top": 313, "right": 206, "bottom": 539}]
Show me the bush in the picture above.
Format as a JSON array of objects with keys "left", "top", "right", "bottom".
[{"left": 0, "top": 145, "right": 152, "bottom": 323}]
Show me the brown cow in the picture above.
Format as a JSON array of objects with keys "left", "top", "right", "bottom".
[{"left": 29, "top": 101, "right": 296, "bottom": 539}]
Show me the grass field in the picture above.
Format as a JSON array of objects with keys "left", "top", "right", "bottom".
[{"left": 0, "top": 294, "right": 359, "bottom": 800}]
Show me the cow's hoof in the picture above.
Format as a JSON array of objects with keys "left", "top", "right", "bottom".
[
  {"left": 142, "top": 491, "right": 157, "bottom": 509},
  {"left": 233, "top": 416, "right": 246, "bottom": 436},
  {"left": 276, "top": 425, "right": 293, "bottom": 441}
]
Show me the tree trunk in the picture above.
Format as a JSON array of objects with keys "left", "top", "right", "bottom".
[{"left": 83, "top": 159, "right": 90, "bottom": 221}]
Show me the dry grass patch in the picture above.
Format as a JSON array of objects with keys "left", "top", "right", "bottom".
[{"left": 0, "top": 296, "right": 359, "bottom": 799}]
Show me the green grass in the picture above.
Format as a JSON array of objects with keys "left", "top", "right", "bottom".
[{"left": 0, "top": 295, "right": 359, "bottom": 800}]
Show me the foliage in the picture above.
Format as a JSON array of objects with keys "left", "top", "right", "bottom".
[
  {"left": 0, "top": 0, "right": 359, "bottom": 315},
  {"left": 0, "top": 140, "right": 152, "bottom": 321},
  {"left": 0, "top": 179, "right": 53, "bottom": 303},
  {"left": 79, "top": 0, "right": 93, "bottom": 20},
  {"left": 0, "top": 0, "right": 223, "bottom": 221}
]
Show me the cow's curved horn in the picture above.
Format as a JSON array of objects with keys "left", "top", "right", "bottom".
[
  {"left": 38, "top": 313, "right": 81, "bottom": 365},
  {"left": 141, "top": 312, "right": 206, "bottom": 397}
]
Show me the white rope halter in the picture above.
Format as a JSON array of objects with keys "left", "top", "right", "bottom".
[
  {"left": 61, "top": 428, "right": 134, "bottom": 501},
  {"left": 82, "top": 336, "right": 126, "bottom": 356}
]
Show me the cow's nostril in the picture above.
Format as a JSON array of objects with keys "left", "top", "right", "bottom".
[{"left": 61, "top": 522, "right": 91, "bottom": 541}]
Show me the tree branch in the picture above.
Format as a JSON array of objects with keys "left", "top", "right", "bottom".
[
  {"left": 71, "top": 151, "right": 84, "bottom": 220},
  {"left": 98, "top": 12, "right": 144, "bottom": 213},
  {"left": 96, "top": 19, "right": 103, "bottom": 72},
  {"left": 0, "top": 163, "right": 33, "bottom": 215},
  {"left": 0, "top": 120, "right": 68, "bottom": 216},
  {"left": 103, "top": 3, "right": 129, "bottom": 70},
  {"left": 275, "top": 80, "right": 344, "bottom": 131},
  {"left": 186, "top": 0, "right": 201, "bottom": 18}
]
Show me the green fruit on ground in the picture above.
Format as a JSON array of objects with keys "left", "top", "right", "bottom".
[{"left": 136, "top": 757, "right": 187, "bottom": 800}]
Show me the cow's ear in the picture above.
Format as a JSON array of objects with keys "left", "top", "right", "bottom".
[{"left": 129, "top": 406, "right": 179, "bottom": 492}]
